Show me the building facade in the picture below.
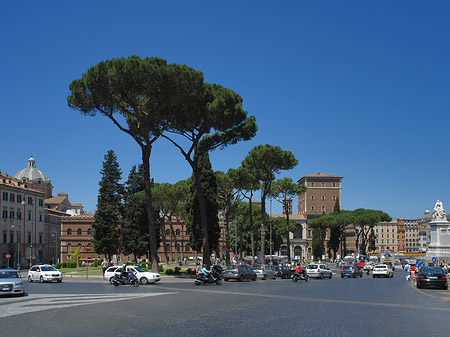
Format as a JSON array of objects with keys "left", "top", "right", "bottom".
[
  {"left": 1, "top": 172, "right": 45, "bottom": 268},
  {"left": 298, "top": 172, "right": 343, "bottom": 218}
]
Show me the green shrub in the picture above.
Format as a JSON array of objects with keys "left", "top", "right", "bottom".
[
  {"left": 174, "top": 266, "right": 181, "bottom": 275},
  {"left": 140, "top": 262, "right": 147, "bottom": 269},
  {"left": 62, "top": 262, "right": 67, "bottom": 268},
  {"left": 186, "top": 268, "right": 196, "bottom": 275},
  {"left": 93, "top": 260, "right": 99, "bottom": 267},
  {"left": 165, "top": 269, "right": 174, "bottom": 275},
  {"left": 70, "top": 262, "right": 77, "bottom": 268},
  {"left": 158, "top": 264, "right": 164, "bottom": 273},
  {"left": 55, "top": 263, "right": 62, "bottom": 269}
]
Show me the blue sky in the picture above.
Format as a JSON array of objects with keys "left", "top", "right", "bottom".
[{"left": 1, "top": 1, "right": 449, "bottom": 219}]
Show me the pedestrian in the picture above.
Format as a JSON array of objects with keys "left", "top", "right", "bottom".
[
  {"left": 410, "top": 266, "right": 416, "bottom": 284},
  {"left": 101, "top": 259, "right": 108, "bottom": 276},
  {"left": 405, "top": 264, "right": 410, "bottom": 281}
]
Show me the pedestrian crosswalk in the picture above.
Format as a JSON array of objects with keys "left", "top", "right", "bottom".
[{"left": 0, "top": 292, "right": 176, "bottom": 319}]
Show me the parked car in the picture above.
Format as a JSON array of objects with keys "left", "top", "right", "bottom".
[
  {"left": 275, "top": 265, "right": 292, "bottom": 279},
  {"left": 416, "top": 266, "right": 448, "bottom": 290},
  {"left": 28, "top": 264, "right": 63, "bottom": 283},
  {"left": 306, "top": 264, "right": 332, "bottom": 279},
  {"left": 253, "top": 265, "right": 277, "bottom": 280},
  {"left": 223, "top": 264, "right": 257, "bottom": 281},
  {"left": 372, "top": 264, "right": 393, "bottom": 278},
  {"left": 341, "top": 265, "right": 363, "bottom": 278},
  {"left": 0, "top": 268, "right": 25, "bottom": 296},
  {"left": 104, "top": 266, "right": 161, "bottom": 284}
]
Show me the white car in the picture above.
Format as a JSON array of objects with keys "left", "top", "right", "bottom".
[
  {"left": 306, "top": 264, "right": 332, "bottom": 279},
  {"left": 104, "top": 266, "right": 161, "bottom": 284},
  {"left": 28, "top": 265, "right": 63, "bottom": 283},
  {"left": 372, "top": 264, "right": 393, "bottom": 278}
]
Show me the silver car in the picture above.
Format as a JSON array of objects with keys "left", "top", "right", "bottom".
[
  {"left": 306, "top": 264, "right": 333, "bottom": 279},
  {"left": 253, "top": 265, "right": 277, "bottom": 280},
  {"left": 0, "top": 268, "right": 25, "bottom": 296}
]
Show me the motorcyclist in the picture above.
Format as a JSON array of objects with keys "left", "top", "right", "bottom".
[
  {"left": 294, "top": 263, "right": 304, "bottom": 278},
  {"left": 201, "top": 264, "right": 214, "bottom": 282},
  {"left": 120, "top": 264, "right": 130, "bottom": 280}
]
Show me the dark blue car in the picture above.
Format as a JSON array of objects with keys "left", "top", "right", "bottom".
[{"left": 341, "top": 265, "right": 363, "bottom": 278}]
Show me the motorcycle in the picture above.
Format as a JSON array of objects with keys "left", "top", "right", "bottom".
[
  {"left": 291, "top": 270, "right": 309, "bottom": 282},
  {"left": 112, "top": 272, "right": 140, "bottom": 287},
  {"left": 195, "top": 271, "right": 222, "bottom": 286}
]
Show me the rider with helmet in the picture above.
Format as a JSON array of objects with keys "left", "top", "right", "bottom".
[{"left": 201, "top": 264, "right": 213, "bottom": 282}]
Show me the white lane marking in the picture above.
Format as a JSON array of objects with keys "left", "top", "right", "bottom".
[{"left": 0, "top": 292, "right": 176, "bottom": 319}]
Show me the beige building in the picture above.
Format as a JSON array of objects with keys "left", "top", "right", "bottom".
[
  {"left": 374, "top": 221, "right": 399, "bottom": 252},
  {"left": 1, "top": 172, "right": 45, "bottom": 268},
  {"left": 298, "top": 172, "right": 343, "bottom": 218}
]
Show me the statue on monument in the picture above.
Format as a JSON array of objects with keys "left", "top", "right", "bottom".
[{"left": 432, "top": 200, "right": 446, "bottom": 221}]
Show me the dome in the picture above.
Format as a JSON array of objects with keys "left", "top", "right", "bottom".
[{"left": 14, "top": 156, "right": 49, "bottom": 182}]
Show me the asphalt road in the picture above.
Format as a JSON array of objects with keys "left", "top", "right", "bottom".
[{"left": 1, "top": 269, "right": 449, "bottom": 336}]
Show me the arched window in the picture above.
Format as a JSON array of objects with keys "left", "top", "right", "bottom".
[
  {"left": 67, "top": 243, "right": 72, "bottom": 253},
  {"left": 87, "top": 229, "right": 92, "bottom": 236},
  {"left": 185, "top": 244, "right": 190, "bottom": 252},
  {"left": 176, "top": 244, "right": 180, "bottom": 252},
  {"left": 165, "top": 229, "right": 170, "bottom": 236},
  {"left": 294, "top": 246, "right": 302, "bottom": 259},
  {"left": 166, "top": 244, "right": 170, "bottom": 252},
  {"left": 67, "top": 228, "right": 72, "bottom": 235},
  {"left": 176, "top": 229, "right": 180, "bottom": 236},
  {"left": 307, "top": 247, "right": 312, "bottom": 254},
  {"left": 77, "top": 228, "right": 82, "bottom": 235}
]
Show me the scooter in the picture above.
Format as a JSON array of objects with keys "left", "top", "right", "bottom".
[
  {"left": 113, "top": 272, "right": 140, "bottom": 287},
  {"left": 195, "top": 271, "right": 222, "bottom": 285},
  {"left": 291, "top": 270, "right": 309, "bottom": 282}
]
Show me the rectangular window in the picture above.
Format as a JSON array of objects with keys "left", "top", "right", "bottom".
[
  {"left": 2, "top": 192, "right": 8, "bottom": 201},
  {"left": 10, "top": 193, "right": 14, "bottom": 203},
  {"left": 310, "top": 183, "right": 315, "bottom": 187},
  {"left": 17, "top": 211, "right": 21, "bottom": 220},
  {"left": 2, "top": 210, "right": 7, "bottom": 219},
  {"left": 321, "top": 183, "right": 325, "bottom": 187},
  {"left": 67, "top": 255, "right": 71, "bottom": 260},
  {"left": 39, "top": 233, "right": 43, "bottom": 244},
  {"left": 39, "top": 214, "right": 42, "bottom": 222},
  {"left": 28, "top": 232, "right": 31, "bottom": 244},
  {"left": 10, "top": 232, "right": 14, "bottom": 243},
  {"left": 28, "top": 213, "right": 32, "bottom": 221},
  {"left": 17, "top": 194, "right": 22, "bottom": 203},
  {"left": 39, "top": 199, "right": 44, "bottom": 207},
  {"left": 3, "top": 231, "right": 7, "bottom": 244},
  {"left": 332, "top": 182, "right": 336, "bottom": 187},
  {"left": 9, "top": 210, "right": 14, "bottom": 219},
  {"left": 28, "top": 197, "right": 33, "bottom": 205}
]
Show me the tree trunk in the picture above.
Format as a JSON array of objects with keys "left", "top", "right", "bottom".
[
  {"left": 192, "top": 160, "right": 211, "bottom": 268},
  {"left": 249, "top": 191, "right": 255, "bottom": 267},
  {"left": 225, "top": 208, "right": 230, "bottom": 265},
  {"left": 160, "top": 216, "right": 169, "bottom": 264},
  {"left": 168, "top": 216, "right": 179, "bottom": 265},
  {"left": 260, "top": 189, "right": 266, "bottom": 264},
  {"left": 285, "top": 200, "right": 291, "bottom": 263},
  {"left": 141, "top": 146, "right": 159, "bottom": 272}
]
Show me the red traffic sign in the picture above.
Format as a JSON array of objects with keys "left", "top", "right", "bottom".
[
  {"left": 85, "top": 244, "right": 92, "bottom": 252},
  {"left": 6, "top": 254, "right": 11, "bottom": 259}
]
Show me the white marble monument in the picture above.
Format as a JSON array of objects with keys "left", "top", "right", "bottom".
[{"left": 425, "top": 200, "right": 450, "bottom": 259}]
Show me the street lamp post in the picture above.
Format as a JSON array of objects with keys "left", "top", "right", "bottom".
[{"left": 11, "top": 220, "right": 21, "bottom": 271}]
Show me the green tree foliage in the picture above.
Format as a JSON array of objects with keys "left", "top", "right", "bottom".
[
  {"left": 216, "top": 169, "right": 241, "bottom": 264},
  {"left": 352, "top": 209, "right": 391, "bottom": 255},
  {"left": 152, "top": 180, "right": 189, "bottom": 264},
  {"left": 185, "top": 150, "right": 220, "bottom": 256},
  {"left": 309, "top": 207, "right": 391, "bottom": 258},
  {"left": 121, "top": 165, "right": 152, "bottom": 261},
  {"left": 92, "top": 150, "right": 122, "bottom": 260},
  {"left": 233, "top": 166, "right": 260, "bottom": 266},
  {"left": 241, "top": 145, "right": 298, "bottom": 261},
  {"left": 68, "top": 56, "right": 203, "bottom": 271},
  {"left": 272, "top": 177, "right": 306, "bottom": 263},
  {"left": 162, "top": 83, "right": 257, "bottom": 267}
]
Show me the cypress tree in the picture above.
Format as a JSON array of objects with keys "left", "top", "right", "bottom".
[
  {"left": 185, "top": 149, "right": 220, "bottom": 260},
  {"left": 92, "top": 150, "right": 123, "bottom": 260}
]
